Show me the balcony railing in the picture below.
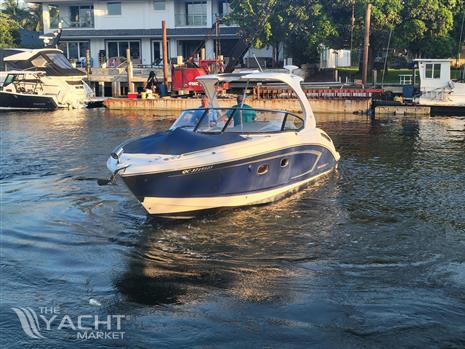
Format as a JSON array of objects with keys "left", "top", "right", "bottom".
[
  {"left": 175, "top": 13, "right": 207, "bottom": 26},
  {"left": 50, "top": 16, "right": 94, "bottom": 29}
]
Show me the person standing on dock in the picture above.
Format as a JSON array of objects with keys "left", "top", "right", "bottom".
[{"left": 144, "top": 71, "right": 158, "bottom": 94}]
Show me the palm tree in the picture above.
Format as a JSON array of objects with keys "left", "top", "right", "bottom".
[{"left": 1, "top": 0, "right": 42, "bottom": 32}]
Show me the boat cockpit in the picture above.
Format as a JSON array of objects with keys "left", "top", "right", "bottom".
[
  {"left": 170, "top": 108, "right": 304, "bottom": 134},
  {"left": 0, "top": 72, "right": 45, "bottom": 94}
]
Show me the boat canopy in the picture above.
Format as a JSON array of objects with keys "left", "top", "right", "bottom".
[
  {"left": 122, "top": 128, "right": 246, "bottom": 155},
  {"left": 3, "top": 49, "right": 85, "bottom": 77},
  {"left": 196, "top": 72, "right": 316, "bottom": 129}
]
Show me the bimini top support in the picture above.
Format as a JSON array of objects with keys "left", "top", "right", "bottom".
[{"left": 197, "top": 72, "right": 316, "bottom": 129}]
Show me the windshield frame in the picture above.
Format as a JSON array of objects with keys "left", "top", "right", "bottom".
[{"left": 172, "top": 107, "right": 305, "bottom": 134}]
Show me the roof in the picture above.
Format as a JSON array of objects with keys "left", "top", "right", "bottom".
[
  {"left": 197, "top": 72, "right": 316, "bottom": 129},
  {"left": 413, "top": 58, "right": 452, "bottom": 61},
  {"left": 56, "top": 27, "right": 240, "bottom": 39},
  {"left": 2, "top": 70, "right": 47, "bottom": 75},
  {"left": 4, "top": 49, "right": 62, "bottom": 62},
  {"left": 19, "top": 29, "right": 42, "bottom": 49}
]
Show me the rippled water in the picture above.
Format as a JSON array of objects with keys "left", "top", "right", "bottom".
[{"left": 1, "top": 109, "right": 464, "bottom": 348}]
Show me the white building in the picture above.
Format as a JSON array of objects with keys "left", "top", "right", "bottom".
[
  {"left": 29, "top": 0, "right": 261, "bottom": 67},
  {"left": 320, "top": 47, "right": 351, "bottom": 69}
]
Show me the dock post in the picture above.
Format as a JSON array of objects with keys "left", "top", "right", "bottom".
[
  {"left": 162, "top": 20, "right": 169, "bottom": 86},
  {"left": 362, "top": 3, "right": 372, "bottom": 86},
  {"left": 112, "top": 80, "right": 121, "bottom": 97},
  {"left": 86, "top": 49, "right": 91, "bottom": 81},
  {"left": 99, "top": 81, "right": 105, "bottom": 97},
  {"left": 126, "top": 48, "right": 134, "bottom": 93}
]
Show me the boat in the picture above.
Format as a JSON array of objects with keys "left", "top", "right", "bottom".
[
  {"left": 0, "top": 48, "right": 93, "bottom": 110},
  {"left": 0, "top": 71, "right": 58, "bottom": 110},
  {"left": 105, "top": 71, "right": 341, "bottom": 216},
  {"left": 414, "top": 59, "right": 465, "bottom": 115}
]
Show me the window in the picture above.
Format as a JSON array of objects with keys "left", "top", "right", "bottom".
[
  {"left": 425, "top": 63, "right": 441, "bottom": 79},
  {"left": 257, "top": 164, "right": 269, "bottom": 175},
  {"left": 433, "top": 63, "right": 441, "bottom": 79},
  {"left": 46, "top": 53, "right": 74, "bottom": 69},
  {"left": 69, "top": 42, "right": 79, "bottom": 59},
  {"left": 219, "top": 0, "right": 231, "bottom": 17},
  {"left": 107, "top": 41, "right": 140, "bottom": 60},
  {"left": 58, "top": 41, "right": 90, "bottom": 62},
  {"left": 153, "top": 0, "right": 165, "bottom": 10},
  {"left": 108, "top": 42, "right": 118, "bottom": 58},
  {"left": 153, "top": 42, "right": 161, "bottom": 60},
  {"left": 3, "top": 74, "right": 16, "bottom": 87},
  {"left": 130, "top": 42, "right": 140, "bottom": 60},
  {"left": 186, "top": 2, "right": 207, "bottom": 25},
  {"left": 49, "top": 5, "right": 60, "bottom": 28},
  {"left": 283, "top": 114, "right": 304, "bottom": 131},
  {"left": 69, "top": 6, "right": 93, "bottom": 27},
  {"left": 107, "top": 2, "right": 121, "bottom": 15},
  {"left": 171, "top": 108, "right": 304, "bottom": 134},
  {"left": 31, "top": 56, "right": 48, "bottom": 68}
]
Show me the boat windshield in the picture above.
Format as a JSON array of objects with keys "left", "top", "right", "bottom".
[
  {"left": 2, "top": 74, "right": 16, "bottom": 87},
  {"left": 170, "top": 108, "right": 304, "bottom": 133},
  {"left": 45, "top": 53, "right": 74, "bottom": 69}
]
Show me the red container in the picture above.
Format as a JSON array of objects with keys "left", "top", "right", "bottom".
[{"left": 127, "top": 92, "right": 138, "bottom": 99}]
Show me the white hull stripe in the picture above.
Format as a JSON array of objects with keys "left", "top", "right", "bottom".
[
  {"left": 167, "top": 149, "right": 322, "bottom": 178},
  {"left": 120, "top": 142, "right": 340, "bottom": 177},
  {"left": 141, "top": 168, "right": 334, "bottom": 215}
]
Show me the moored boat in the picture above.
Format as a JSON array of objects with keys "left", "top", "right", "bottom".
[
  {"left": 0, "top": 48, "right": 93, "bottom": 110},
  {"left": 415, "top": 59, "right": 465, "bottom": 114},
  {"left": 0, "top": 71, "right": 58, "bottom": 110},
  {"left": 105, "top": 71, "right": 340, "bottom": 216}
]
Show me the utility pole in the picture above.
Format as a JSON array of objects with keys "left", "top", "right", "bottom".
[
  {"left": 362, "top": 3, "right": 371, "bottom": 86},
  {"left": 162, "top": 20, "right": 169, "bottom": 86},
  {"left": 458, "top": 10, "right": 465, "bottom": 66},
  {"left": 350, "top": 3, "right": 355, "bottom": 53},
  {"left": 215, "top": 19, "right": 221, "bottom": 59}
]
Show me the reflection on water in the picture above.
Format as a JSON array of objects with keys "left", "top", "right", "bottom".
[
  {"left": 117, "top": 177, "right": 342, "bottom": 306},
  {"left": 1, "top": 110, "right": 464, "bottom": 348}
]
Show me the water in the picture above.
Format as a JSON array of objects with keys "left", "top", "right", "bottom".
[{"left": 1, "top": 109, "right": 464, "bottom": 348}]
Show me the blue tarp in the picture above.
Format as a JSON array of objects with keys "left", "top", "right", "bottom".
[{"left": 122, "top": 128, "right": 246, "bottom": 155}]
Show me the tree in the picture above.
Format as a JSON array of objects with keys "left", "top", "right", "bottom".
[
  {"left": 228, "top": 0, "right": 465, "bottom": 65},
  {"left": 228, "top": 0, "right": 338, "bottom": 65},
  {"left": 227, "top": 0, "right": 280, "bottom": 64},
  {"left": 1, "top": 0, "right": 42, "bottom": 32},
  {"left": 0, "top": 13, "right": 20, "bottom": 48},
  {"left": 394, "top": 0, "right": 459, "bottom": 57}
]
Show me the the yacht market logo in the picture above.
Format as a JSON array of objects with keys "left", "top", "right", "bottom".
[{"left": 12, "top": 306, "right": 126, "bottom": 340}]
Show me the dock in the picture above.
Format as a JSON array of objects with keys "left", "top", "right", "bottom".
[
  {"left": 375, "top": 105, "right": 431, "bottom": 116},
  {"left": 104, "top": 96, "right": 371, "bottom": 114},
  {"left": 104, "top": 88, "right": 382, "bottom": 114}
]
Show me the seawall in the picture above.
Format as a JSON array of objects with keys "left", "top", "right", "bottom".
[{"left": 103, "top": 97, "right": 371, "bottom": 114}]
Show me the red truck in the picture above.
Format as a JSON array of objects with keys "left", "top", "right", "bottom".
[{"left": 171, "top": 59, "right": 226, "bottom": 96}]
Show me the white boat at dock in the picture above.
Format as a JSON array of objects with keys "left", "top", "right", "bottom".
[
  {"left": 415, "top": 59, "right": 465, "bottom": 107},
  {"left": 0, "top": 48, "right": 94, "bottom": 110}
]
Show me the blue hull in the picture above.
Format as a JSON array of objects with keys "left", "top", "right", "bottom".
[{"left": 122, "top": 145, "right": 337, "bottom": 199}]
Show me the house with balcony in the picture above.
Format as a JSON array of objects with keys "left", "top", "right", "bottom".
[{"left": 28, "top": 0, "right": 275, "bottom": 68}]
